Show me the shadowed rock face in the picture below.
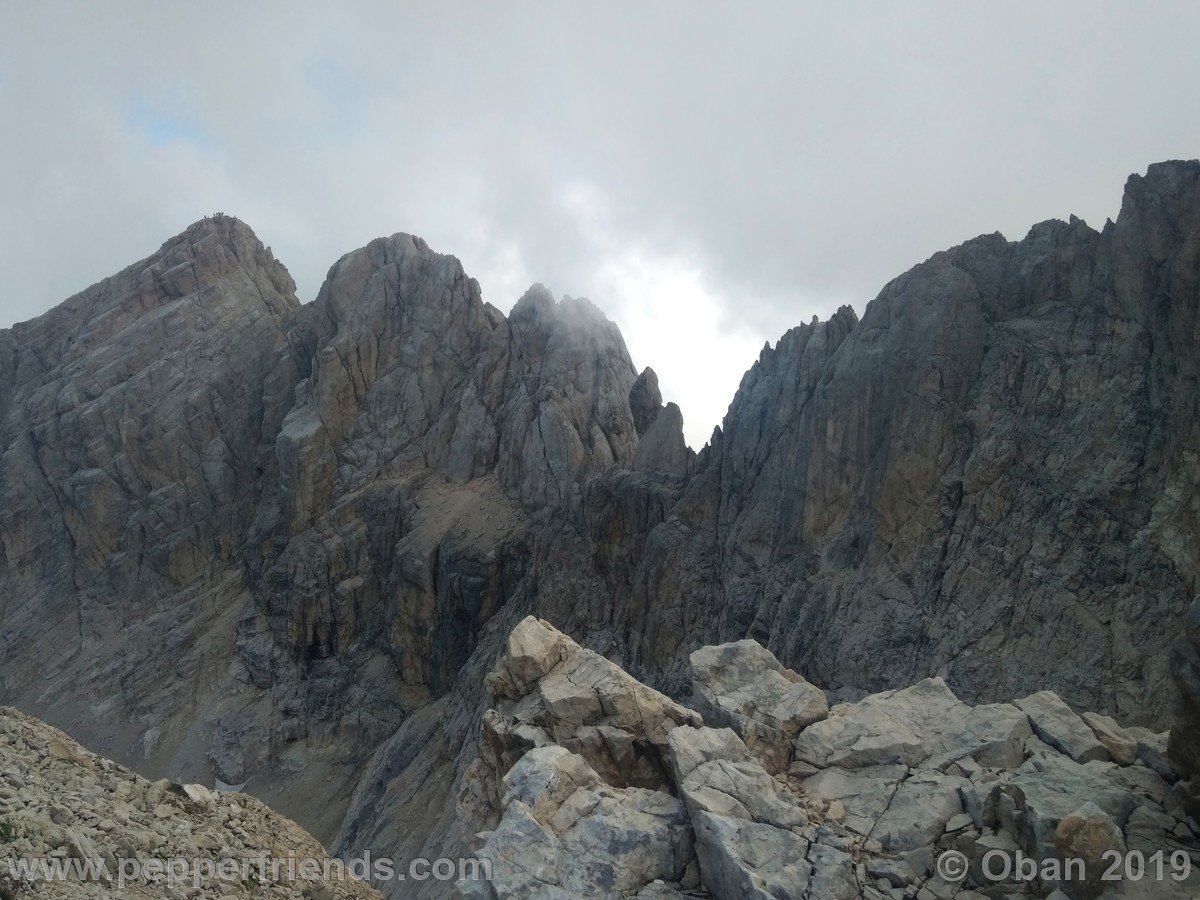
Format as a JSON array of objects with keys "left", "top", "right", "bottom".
[
  {"left": 606, "top": 161, "right": 1200, "bottom": 723},
  {"left": 1169, "top": 596, "right": 1200, "bottom": 806},
  {"left": 0, "top": 164, "right": 1198, "bottom": 891},
  {"left": 0, "top": 216, "right": 655, "bottom": 841}
]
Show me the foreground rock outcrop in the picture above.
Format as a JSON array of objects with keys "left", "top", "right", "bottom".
[
  {"left": 0, "top": 705, "right": 380, "bottom": 899},
  {"left": 461, "top": 619, "right": 1199, "bottom": 899}
]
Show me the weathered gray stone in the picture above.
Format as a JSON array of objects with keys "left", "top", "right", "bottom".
[
  {"left": 469, "top": 743, "right": 696, "bottom": 899},
  {"left": 1014, "top": 692, "right": 1110, "bottom": 764},
  {"left": 794, "top": 678, "right": 1030, "bottom": 773},
  {"left": 690, "top": 639, "right": 827, "bottom": 773},
  {"left": 995, "top": 752, "right": 1136, "bottom": 861},
  {"left": 691, "top": 811, "right": 810, "bottom": 900},
  {"left": 1127, "top": 726, "right": 1175, "bottom": 780},
  {"left": 487, "top": 618, "right": 575, "bottom": 700},
  {"left": 1081, "top": 712, "right": 1138, "bottom": 766},
  {"left": 803, "top": 764, "right": 909, "bottom": 826},
  {"left": 806, "top": 837, "right": 861, "bottom": 900},
  {"left": 869, "top": 770, "right": 968, "bottom": 852},
  {"left": 667, "top": 726, "right": 808, "bottom": 829},
  {"left": 793, "top": 687, "right": 932, "bottom": 770},
  {"left": 482, "top": 620, "right": 701, "bottom": 791},
  {"left": 502, "top": 746, "right": 602, "bottom": 825}
]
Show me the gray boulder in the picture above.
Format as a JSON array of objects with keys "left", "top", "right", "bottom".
[
  {"left": 467, "top": 746, "right": 695, "bottom": 899},
  {"left": 994, "top": 752, "right": 1136, "bottom": 862},
  {"left": 689, "top": 639, "right": 828, "bottom": 773},
  {"left": 1081, "top": 712, "right": 1138, "bottom": 766},
  {"left": 481, "top": 617, "right": 702, "bottom": 791},
  {"left": 1014, "top": 691, "right": 1110, "bottom": 763},
  {"left": 667, "top": 726, "right": 812, "bottom": 898},
  {"left": 793, "top": 678, "right": 1030, "bottom": 772},
  {"left": 690, "top": 812, "right": 810, "bottom": 900}
]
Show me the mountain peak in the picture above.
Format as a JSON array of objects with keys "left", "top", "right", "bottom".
[
  {"left": 1119, "top": 158, "right": 1200, "bottom": 227},
  {"left": 155, "top": 213, "right": 297, "bottom": 308},
  {"left": 3, "top": 212, "right": 298, "bottom": 379}
]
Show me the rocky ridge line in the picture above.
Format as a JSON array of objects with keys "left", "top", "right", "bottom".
[{"left": 459, "top": 616, "right": 1199, "bottom": 900}]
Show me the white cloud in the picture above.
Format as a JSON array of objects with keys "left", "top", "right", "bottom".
[
  {"left": 2, "top": 2, "right": 1199, "bottom": 444},
  {"left": 549, "top": 180, "right": 765, "bottom": 446},
  {"left": 601, "top": 249, "right": 764, "bottom": 448}
]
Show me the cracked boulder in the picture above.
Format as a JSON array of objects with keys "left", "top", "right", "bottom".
[
  {"left": 792, "top": 678, "right": 1031, "bottom": 773},
  {"left": 1014, "top": 692, "right": 1110, "bottom": 764},
  {"left": 667, "top": 726, "right": 812, "bottom": 899},
  {"left": 482, "top": 617, "right": 703, "bottom": 790},
  {"left": 461, "top": 746, "right": 696, "bottom": 899},
  {"left": 689, "top": 639, "right": 828, "bottom": 774}
]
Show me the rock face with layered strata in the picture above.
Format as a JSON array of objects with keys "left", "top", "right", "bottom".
[
  {"left": 0, "top": 164, "right": 1198, "bottom": 897},
  {"left": 615, "top": 161, "right": 1200, "bottom": 726},
  {"left": 0, "top": 220, "right": 668, "bottom": 841}
]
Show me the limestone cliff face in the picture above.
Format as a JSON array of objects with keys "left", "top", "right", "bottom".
[
  {"left": 0, "top": 217, "right": 651, "bottom": 841},
  {"left": 0, "top": 165, "right": 1198, "bottom": 888},
  {"left": 571, "top": 161, "right": 1200, "bottom": 726},
  {"left": 0, "top": 216, "right": 302, "bottom": 780}
]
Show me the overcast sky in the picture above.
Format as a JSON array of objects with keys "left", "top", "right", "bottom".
[{"left": 3, "top": 3, "right": 1198, "bottom": 445}]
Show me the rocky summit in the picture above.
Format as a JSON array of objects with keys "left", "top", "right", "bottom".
[{"left": 0, "top": 161, "right": 1198, "bottom": 897}]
